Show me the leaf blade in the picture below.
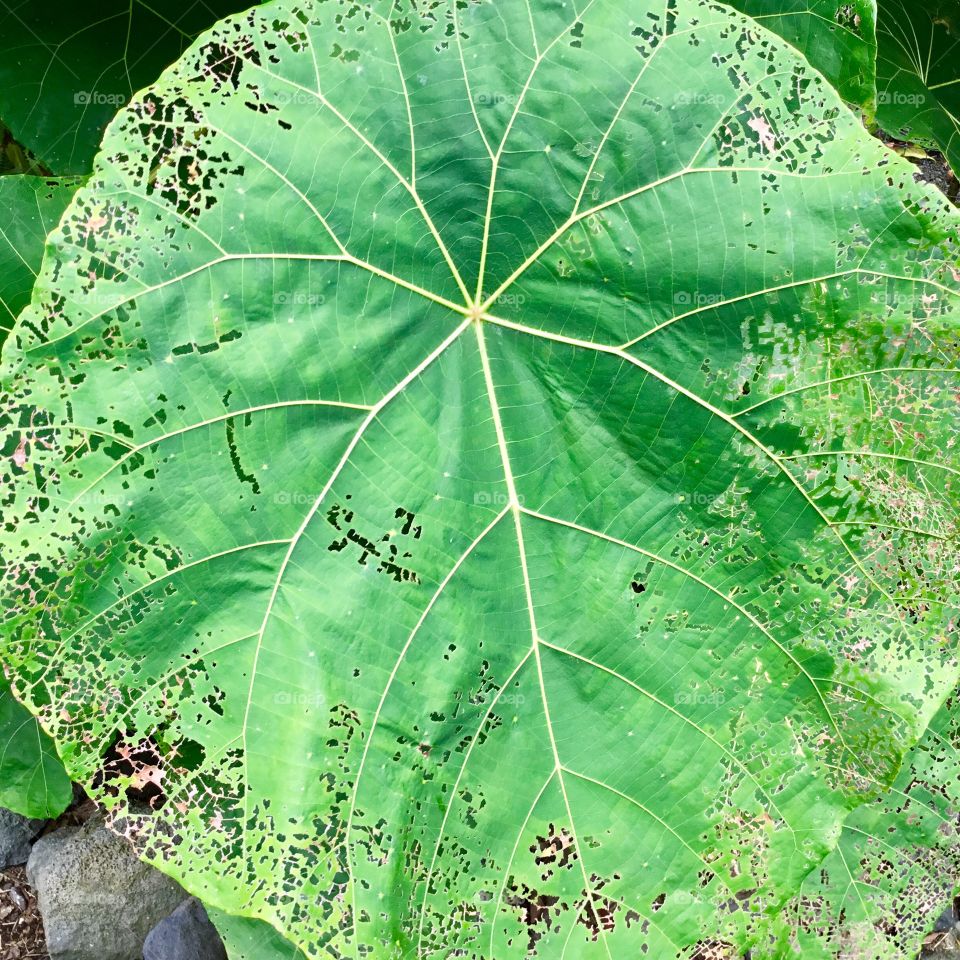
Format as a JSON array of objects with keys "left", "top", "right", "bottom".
[{"left": 1, "top": 1, "right": 959, "bottom": 956}]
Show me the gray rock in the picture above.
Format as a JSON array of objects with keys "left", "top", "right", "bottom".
[
  {"left": 934, "top": 905, "right": 958, "bottom": 933},
  {"left": 143, "top": 897, "right": 226, "bottom": 960},
  {"left": 0, "top": 807, "right": 44, "bottom": 868},
  {"left": 26, "top": 817, "right": 188, "bottom": 960}
]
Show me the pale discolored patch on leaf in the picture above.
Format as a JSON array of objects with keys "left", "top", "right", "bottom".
[{"left": 1, "top": 0, "right": 959, "bottom": 957}]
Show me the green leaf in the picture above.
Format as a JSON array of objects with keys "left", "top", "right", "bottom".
[
  {"left": 0, "top": 173, "right": 78, "bottom": 820},
  {"left": 0, "top": 175, "right": 81, "bottom": 348},
  {"left": 766, "top": 693, "right": 960, "bottom": 959},
  {"left": 876, "top": 0, "right": 960, "bottom": 176},
  {"left": 0, "top": 0, "right": 260, "bottom": 175},
  {"left": 208, "top": 906, "right": 307, "bottom": 960},
  {"left": 0, "top": 674, "right": 71, "bottom": 819},
  {"left": 723, "top": 0, "right": 877, "bottom": 110},
  {"left": 2, "top": 0, "right": 959, "bottom": 955}
]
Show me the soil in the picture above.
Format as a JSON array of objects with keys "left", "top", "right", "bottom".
[
  {"left": 0, "top": 788, "right": 98, "bottom": 960},
  {"left": 0, "top": 866, "right": 46, "bottom": 960},
  {"left": 875, "top": 129, "right": 960, "bottom": 206}
]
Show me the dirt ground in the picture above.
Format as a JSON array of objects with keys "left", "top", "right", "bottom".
[
  {"left": 877, "top": 130, "right": 960, "bottom": 205},
  {"left": 0, "top": 793, "right": 97, "bottom": 960},
  {"left": 0, "top": 866, "right": 46, "bottom": 960}
]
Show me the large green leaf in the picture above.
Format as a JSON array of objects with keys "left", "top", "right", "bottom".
[
  {"left": 724, "top": 0, "right": 878, "bottom": 110},
  {"left": 0, "top": 675, "right": 71, "bottom": 819},
  {"left": 0, "top": 0, "right": 258, "bottom": 175},
  {"left": 0, "top": 175, "right": 81, "bottom": 347},
  {"left": 876, "top": 0, "right": 960, "bottom": 176},
  {"left": 208, "top": 906, "right": 306, "bottom": 960},
  {"left": 2, "top": 0, "right": 960, "bottom": 956},
  {"left": 765, "top": 693, "right": 960, "bottom": 958}
]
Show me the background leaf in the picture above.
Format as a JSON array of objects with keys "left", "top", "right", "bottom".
[
  {"left": 0, "top": 175, "right": 80, "bottom": 348},
  {"left": 208, "top": 906, "right": 307, "bottom": 959},
  {"left": 0, "top": 675, "right": 71, "bottom": 819},
  {"left": 0, "top": 0, "right": 259, "bottom": 175},
  {"left": 2, "top": 0, "right": 960, "bottom": 956},
  {"left": 724, "top": 0, "right": 877, "bottom": 110},
  {"left": 876, "top": 0, "right": 960, "bottom": 176},
  {"left": 0, "top": 172, "right": 78, "bottom": 820}
]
